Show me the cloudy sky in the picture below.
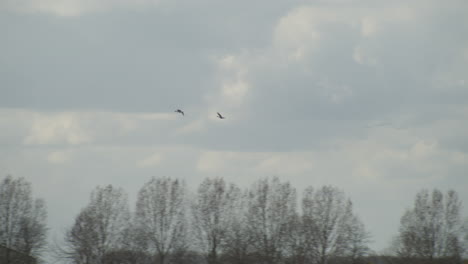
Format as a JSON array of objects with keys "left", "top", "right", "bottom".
[{"left": 1, "top": 0, "right": 468, "bottom": 256}]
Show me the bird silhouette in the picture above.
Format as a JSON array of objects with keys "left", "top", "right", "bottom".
[
  {"left": 217, "top": 112, "right": 225, "bottom": 119},
  {"left": 175, "top": 109, "right": 184, "bottom": 116}
]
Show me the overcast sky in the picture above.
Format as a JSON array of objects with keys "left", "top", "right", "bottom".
[{"left": 1, "top": 0, "right": 468, "bottom": 257}]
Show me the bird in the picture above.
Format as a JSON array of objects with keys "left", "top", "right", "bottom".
[
  {"left": 175, "top": 109, "right": 184, "bottom": 116},
  {"left": 217, "top": 112, "right": 225, "bottom": 119}
]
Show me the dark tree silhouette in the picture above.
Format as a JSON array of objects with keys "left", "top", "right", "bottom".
[
  {"left": 393, "top": 189, "right": 466, "bottom": 264},
  {"left": 135, "top": 177, "right": 188, "bottom": 264},
  {"left": 0, "top": 175, "right": 47, "bottom": 262},
  {"left": 59, "top": 185, "right": 130, "bottom": 264}
]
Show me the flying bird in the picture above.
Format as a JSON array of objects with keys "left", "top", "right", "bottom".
[
  {"left": 175, "top": 109, "right": 184, "bottom": 116},
  {"left": 217, "top": 112, "right": 225, "bottom": 119}
]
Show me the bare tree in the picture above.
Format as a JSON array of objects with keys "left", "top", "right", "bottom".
[
  {"left": 222, "top": 188, "right": 254, "bottom": 264},
  {"left": 112, "top": 223, "right": 152, "bottom": 264},
  {"left": 245, "top": 177, "right": 297, "bottom": 264},
  {"left": 135, "top": 177, "right": 187, "bottom": 264},
  {"left": 393, "top": 189, "right": 466, "bottom": 264},
  {"left": 59, "top": 185, "right": 130, "bottom": 264},
  {"left": 341, "top": 214, "right": 371, "bottom": 264},
  {"left": 191, "top": 177, "right": 242, "bottom": 264},
  {"left": 463, "top": 218, "right": 468, "bottom": 259},
  {"left": 283, "top": 212, "right": 308, "bottom": 264},
  {"left": 301, "top": 186, "right": 369, "bottom": 264},
  {"left": 0, "top": 175, "right": 47, "bottom": 261}
]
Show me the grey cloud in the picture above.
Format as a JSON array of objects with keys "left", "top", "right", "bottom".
[
  {"left": 1, "top": 0, "right": 302, "bottom": 112},
  {"left": 3, "top": 0, "right": 467, "bottom": 154},
  {"left": 1, "top": 0, "right": 468, "bottom": 257},
  {"left": 219, "top": 2, "right": 468, "bottom": 151},
  {"left": 1, "top": 12, "right": 214, "bottom": 112}
]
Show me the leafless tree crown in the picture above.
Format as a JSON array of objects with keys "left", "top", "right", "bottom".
[{"left": 0, "top": 175, "right": 47, "bottom": 262}]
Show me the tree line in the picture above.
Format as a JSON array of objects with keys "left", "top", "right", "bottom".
[
  {"left": 0, "top": 175, "right": 47, "bottom": 263},
  {"left": 1, "top": 175, "right": 467, "bottom": 264}
]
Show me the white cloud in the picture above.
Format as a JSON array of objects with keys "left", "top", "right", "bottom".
[
  {"left": 0, "top": 109, "right": 177, "bottom": 146},
  {"left": 197, "top": 151, "right": 315, "bottom": 176},
  {"left": 254, "top": 152, "right": 314, "bottom": 175},
  {"left": 176, "top": 119, "right": 206, "bottom": 134},
  {"left": 360, "top": 16, "right": 378, "bottom": 37},
  {"left": 221, "top": 79, "right": 249, "bottom": 107},
  {"left": 269, "top": 3, "right": 417, "bottom": 67},
  {"left": 1, "top": 0, "right": 161, "bottom": 16},
  {"left": 193, "top": 54, "right": 252, "bottom": 128},
  {"left": 194, "top": 123, "right": 465, "bottom": 186},
  {"left": 329, "top": 88, "right": 353, "bottom": 104},
  {"left": 113, "top": 112, "right": 176, "bottom": 132},
  {"left": 451, "top": 151, "right": 468, "bottom": 164},
  {"left": 137, "top": 152, "right": 163, "bottom": 168},
  {"left": 218, "top": 55, "right": 238, "bottom": 70},
  {"left": 273, "top": 6, "right": 326, "bottom": 62},
  {"left": 214, "top": 54, "right": 251, "bottom": 108},
  {"left": 47, "top": 150, "right": 71, "bottom": 164},
  {"left": 353, "top": 45, "right": 377, "bottom": 65},
  {"left": 197, "top": 151, "right": 266, "bottom": 174},
  {"left": 24, "top": 112, "right": 92, "bottom": 145},
  {"left": 196, "top": 151, "right": 224, "bottom": 172},
  {"left": 410, "top": 140, "right": 437, "bottom": 159}
]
